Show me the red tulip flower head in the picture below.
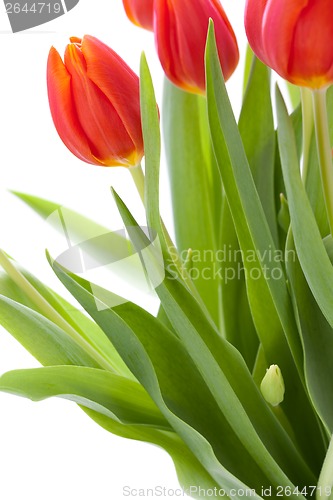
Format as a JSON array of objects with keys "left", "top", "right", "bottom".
[
  {"left": 245, "top": 0, "right": 333, "bottom": 89},
  {"left": 47, "top": 36, "right": 144, "bottom": 168},
  {"left": 122, "top": 0, "right": 154, "bottom": 31},
  {"left": 154, "top": 0, "right": 239, "bottom": 94}
]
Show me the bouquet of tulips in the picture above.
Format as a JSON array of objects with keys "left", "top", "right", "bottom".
[{"left": 2, "top": 0, "right": 333, "bottom": 498}]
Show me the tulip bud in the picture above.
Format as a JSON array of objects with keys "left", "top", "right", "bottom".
[
  {"left": 47, "top": 36, "right": 144, "bottom": 168},
  {"left": 260, "top": 365, "right": 285, "bottom": 407},
  {"left": 245, "top": 0, "right": 333, "bottom": 89},
  {"left": 122, "top": 0, "right": 154, "bottom": 31},
  {"left": 154, "top": 0, "right": 239, "bottom": 95}
]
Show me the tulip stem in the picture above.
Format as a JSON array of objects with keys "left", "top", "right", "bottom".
[
  {"left": 301, "top": 87, "right": 314, "bottom": 184},
  {"left": 0, "top": 249, "right": 116, "bottom": 373},
  {"left": 130, "top": 164, "right": 145, "bottom": 203},
  {"left": 312, "top": 88, "right": 333, "bottom": 235}
]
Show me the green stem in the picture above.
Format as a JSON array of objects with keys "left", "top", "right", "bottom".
[
  {"left": 301, "top": 87, "right": 314, "bottom": 184},
  {"left": 0, "top": 250, "right": 115, "bottom": 372},
  {"left": 130, "top": 164, "right": 145, "bottom": 203},
  {"left": 312, "top": 88, "right": 333, "bottom": 235}
]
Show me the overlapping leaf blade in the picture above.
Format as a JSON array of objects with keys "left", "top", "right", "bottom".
[
  {"left": 140, "top": 54, "right": 215, "bottom": 326},
  {"left": 0, "top": 266, "right": 133, "bottom": 378},
  {"left": 110, "top": 189, "right": 315, "bottom": 491},
  {"left": 162, "top": 78, "right": 220, "bottom": 325},
  {"left": 0, "top": 294, "right": 99, "bottom": 368},
  {"left": 50, "top": 256, "right": 264, "bottom": 496},
  {"left": 276, "top": 87, "right": 333, "bottom": 436},
  {"left": 220, "top": 55, "right": 276, "bottom": 368},
  {"left": 0, "top": 366, "right": 169, "bottom": 429},
  {"left": 205, "top": 23, "right": 324, "bottom": 472}
]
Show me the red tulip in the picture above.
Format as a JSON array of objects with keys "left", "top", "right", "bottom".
[
  {"left": 154, "top": 0, "right": 239, "bottom": 94},
  {"left": 245, "top": 0, "right": 333, "bottom": 89},
  {"left": 47, "top": 36, "right": 144, "bottom": 168},
  {"left": 122, "top": 0, "right": 154, "bottom": 31}
]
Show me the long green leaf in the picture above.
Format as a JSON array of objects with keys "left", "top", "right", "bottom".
[
  {"left": 220, "top": 56, "right": 277, "bottom": 368},
  {"left": 0, "top": 267, "right": 133, "bottom": 379},
  {"left": 50, "top": 257, "right": 264, "bottom": 497},
  {"left": 239, "top": 57, "right": 278, "bottom": 245},
  {"left": 276, "top": 86, "right": 333, "bottom": 438},
  {"left": 139, "top": 54, "right": 162, "bottom": 242},
  {"left": 220, "top": 54, "right": 277, "bottom": 368},
  {"left": 205, "top": 23, "right": 322, "bottom": 472},
  {"left": 275, "top": 83, "right": 333, "bottom": 320},
  {"left": 11, "top": 192, "right": 144, "bottom": 285},
  {"left": 110, "top": 189, "right": 314, "bottom": 491},
  {"left": 0, "top": 294, "right": 99, "bottom": 368},
  {"left": 1, "top": 365, "right": 221, "bottom": 498},
  {"left": 162, "top": 78, "right": 220, "bottom": 326},
  {"left": 285, "top": 233, "right": 333, "bottom": 435},
  {"left": 0, "top": 366, "right": 168, "bottom": 429},
  {"left": 317, "top": 435, "right": 333, "bottom": 500},
  {"left": 205, "top": 23, "right": 301, "bottom": 371},
  {"left": 82, "top": 409, "right": 222, "bottom": 500}
]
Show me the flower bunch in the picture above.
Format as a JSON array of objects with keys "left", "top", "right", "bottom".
[{"left": 1, "top": 1, "right": 333, "bottom": 499}]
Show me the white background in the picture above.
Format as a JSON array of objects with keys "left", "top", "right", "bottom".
[{"left": 0, "top": 1, "right": 246, "bottom": 498}]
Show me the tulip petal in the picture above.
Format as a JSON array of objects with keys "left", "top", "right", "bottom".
[
  {"left": 245, "top": 0, "right": 333, "bottom": 88},
  {"left": 79, "top": 36, "right": 144, "bottom": 160},
  {"left": 122, "top": 0, "right": 154, "bottom": 31},
  {"left": 47, "top": 47, "right": 103, "bottom": 165},
  {"left": 244, "top": 0, "right": 269, "bottom": 64},
  {"left": 155, "top": 0, "right": 238, "bottom": 94},
  {"left": 261, "top": 0, "right": 308, "bottom": 81},
  {"left": 64, "top": 43, "right": 139, "bottom": 167},
  {"left": 288, "top": 0, "right": 333, "bottom": 87},
  {"left": 211, "top": 0, "right": 239, "bottom": 82}
]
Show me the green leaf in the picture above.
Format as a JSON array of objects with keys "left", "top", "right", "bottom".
[
  {"left": 285, "top": 233, "right": 333, "bottom": 435},
  {"left": 0, "top": 295, "right": 99, "bottom": 368},
  {"left": 0, "top": 366, "right": 169, "bottom": 429},
  {"left": 11, "top": 191, "right": 120, "bottom": 248},
  {"left": 0, "top": 266, "right": 134, "bottom": 379},
  {"left": 139, "top": 54, "right": 162, "bottom": 241},
  {"left": 110, "top": 189, "right": 315, "bottom": 490},
  {"left": 218, "top": 199, "right": 258, "bottom": 370},
  {"left": 2, "top": 365, "right": 222, "bottom": 498},
  {"left": 239, "top": 57, "right": 278, "bottom": 245},
  {"left": 205, "top": 23, "right": 301, "bottom": 367},
  {"left": 275, "top": 85, "right": 333, "bottom": 329},
  {"left": 286, "top": 83, "right": 301, "bottom": 110},
  {"left": 289, "top": 91, "right": 328, "bottom": 237},
  {"left": 220, "top": 54, "right": 277, "bottom": 369},
  {"left": 276, "top": 87, "right": 333, "bottom": 438},
  {"left": 10, "top": 191, "right": 143, "bottom": 285},
  {"left": 50, "top": 257, "right": 266, "bottom": 495},
  {"left": 317, "top": 435, "right": 333, "bottom": 500},
  {"left": 82, "top": 409, "right": 224, "bottom": 500},
  {"left": 205, "top": 23, "right": 322, "bottom": 472},
  {"left": 243, "top": 45, "right": 254, "bottom": 95},
  {"left": 220, "top": 56, "right": 278, "bottom": 368},
  {"left": 162, "top": 78, "right": 220, "bottom": 326},
  {"left": 140, "top": 54, "right": 215, "bottom": 326},
  {"left": 305, "top": 133, "right": 330, "bottom": 236}
]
